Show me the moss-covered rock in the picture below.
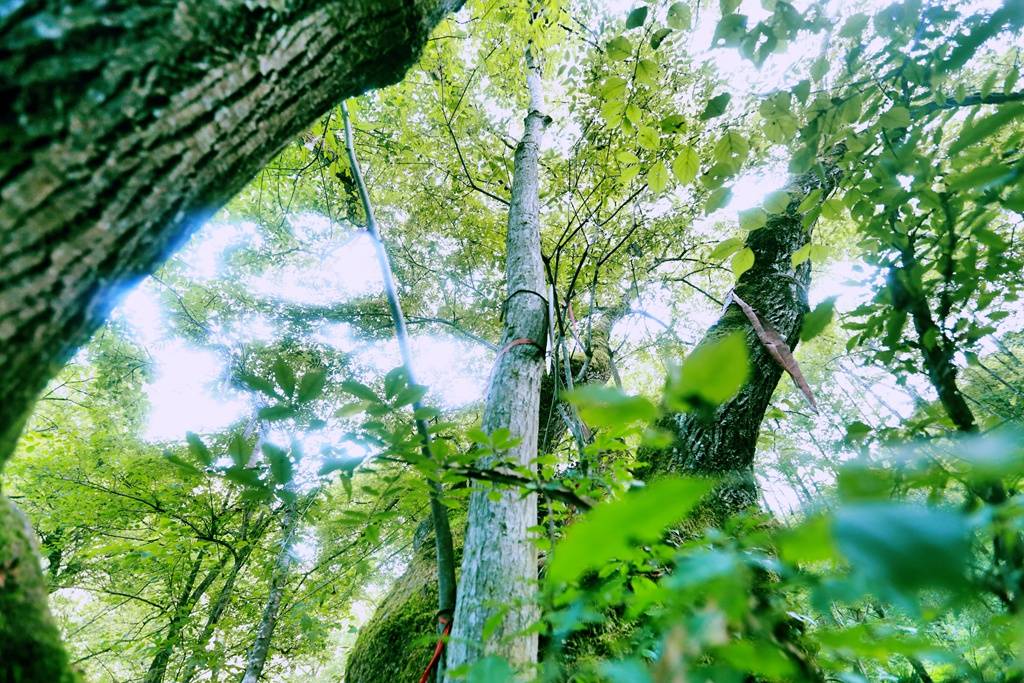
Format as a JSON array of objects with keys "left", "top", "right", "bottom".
[
  {"left": 0, "top": 494, "right": 81, "bottom": 683},
  {"left": 345, "top": 523, "right": 460, "bottom": 682}
]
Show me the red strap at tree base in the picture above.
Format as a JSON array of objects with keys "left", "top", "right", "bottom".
[{"left": 418, "top": 616, "right": 453, "bottom": 683}]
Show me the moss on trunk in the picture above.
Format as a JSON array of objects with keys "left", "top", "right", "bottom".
[{"left": 0, "top": 494, "right": 80, "bottom": 683}]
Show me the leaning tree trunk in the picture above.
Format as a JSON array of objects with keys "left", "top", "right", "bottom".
[
  {"left": 444, "top": 51, "right": 550, "bottom": 676},
  {"left": 0, "top": 4, "right": 457, "bottom": 680},
  {"left": 641, "top": 164, "right": 841, "bottom": 527},
  {"left": 240, "top": 499, "right": 299, "bottom": 683}
]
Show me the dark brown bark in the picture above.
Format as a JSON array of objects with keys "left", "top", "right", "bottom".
[
  {"left": 0, "top": 0, "right": 460, "bottom": 466},
  {"left": 890, "top": 241, "right": 977, "bottom": 433},
  {"left": 641, "top": 164, "right": 841, "bottom": 526}
]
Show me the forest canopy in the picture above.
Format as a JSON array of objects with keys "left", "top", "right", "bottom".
[{"left": 2, "top": 0, "right": 1024, "bottom": 681}]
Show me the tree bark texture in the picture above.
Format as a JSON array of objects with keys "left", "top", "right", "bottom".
[
  {"left": 641, "top": 165, "right": 840, "bottom": 527},
  {"left": 0, "top": 495, "right": 79, "bottom": 682},
  {"left": 0, "top": 0, "right": 460, "bottom": 466},
  {"left": 345, "top": 312, "right": 619, "bottom": 682},
  {"left": 1, "top": 4, "right": 457, "bottom": 680},
  {"left": 445, "top": 55, "right": 550, "bottom": 677}
]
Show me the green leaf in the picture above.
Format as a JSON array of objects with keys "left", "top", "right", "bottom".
[
  {"left": 646, "top": 160, "right": 669, "bottom": 194},
  {"left": 228, "top": 432, "right": 250, "bottom": 467},
  {"left": 878, "top": 106, "right": 911, "bottom": 128},
  {"left": 547, "top": 477, "right": 712, "bottom": 584},
  {"left": 384, "top": 367, "right": 407, "bottom": 398},
  {"left": 834, "top": 502, "right": 972, "bottom": 593},
  {"left": 947, "top": 163, "right": 1014, "bottom": 191},
  {"left": 186, "top": 432, "right": 212, "bottom": 466},
  {"left": 599, "top": 76, "right": 628, "bottom": 101},
  {"left": 712, "top": 13, "right": 747, "bottom": 47},
  {"left": 635, "top": 58, "right": 659, "bottom": 86},
  {"left": 820, "top": 197, "right": 844, "bottom": 220},
  {"left": 710, "top": 236, "right": 744, "bottom": 261},
  {"left": 704, "top": 186, "right": 732, "bottom": 213},
  {"left": 273, "top": 358, "right": 295, "bottom": 397},
  {"left": 637, "top": 125, "right": 659, "bottom": 151},
  {"left": 763, "top": 190, "right": 790, "bottom": 214},
  {"left": 258, "top": 404, "right": 295, "bottom": 421},
  {"left": 340, "top": 380, "right": 379, "bottom": 403},
  {"left": 262, "top": 443, "right": 293, "bottom": 486},
  {"left": 666, "top": 330, "right": 749, "bottom": 410},
  {"left": 466, "top": 656, "right": 515, "bottom": 683},
  {"left": 797, "top": 188, "right": 823, "bottom": 212},
  {"left": 564, "top": 385, "right": 658, "bottom": 429},
  {"left": 731, "top": 246, "right": 755, "bottom": 277},
  {"left": 606, "top": 36, "right": 633, "bottom": 61},
  {"left": 297, "top": 369, "right": 327, "bottom": 403},
  {"left": 809, "top": 56, "right": 828, "bottom": 81},
  {"left": 672, "top": 147, "right": 699, "bottom": 184},
  {"left": 778, "top": 514, "right": 837, "bottom": 564},
  {"left": 791, "top": 243, "right": 811, "bottom": 267},
  {"left": 714, "top": 130, "right": 748, "bottom": 163},
  {"left": 667, "top": 2, "right": 691, "bottom": 30},
  {"left": 394, "top": 384, "right": 428, "bottom": 407},
  {"left": 950, "top": 103, "right": 1024, "bottom": 155},
  {"left": 738, "top": 208, "right": 767, "bottom": 231},
  {"left": 625, "top": 6, "right": 648, "bottom": 29},
  {"left": 700, "top": 92, "right": 732, "bottom": 120},
  {"left": 237, "top": 372, "right": 277, "bottom": 397},
  {"left": 801, "top": 297, "right": 837, "bottom": 341},
  {"left": 650, "top": 27, "right": 672, "bottom": 50},
  {"left": 319, "top": 457, "right": 361, "bottom": 477}
]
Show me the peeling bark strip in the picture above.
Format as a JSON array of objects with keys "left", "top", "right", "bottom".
[
  {"left": 0, "top": 0, "right": 461, "bottom": 465},
  {"left": 642, "top": 164, "right": 841, "bottom": 526},
  {"left": 446, "top": 51, "right": 549, "bottom": 676}
]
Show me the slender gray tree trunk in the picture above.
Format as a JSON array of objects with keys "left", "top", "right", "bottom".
[
  {"left": 445, "top": 49, "right": 550, "bottom": 676},
  {"left": 179, "top": 524, "right": 264, "bottom": 683},
  {"left": 240, "top": 501, "right": 299, "bottom": 683},
  {"left": 145, "top": 550, "right": 227, "bottom": 683}
]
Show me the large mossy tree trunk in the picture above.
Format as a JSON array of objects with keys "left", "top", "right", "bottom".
[
  {"left": 642, "top": 164, "right": 840, "bottom": 527},
  {"left": 0, "top": 496, "right": 79, "bottom": 682},
  {"left": 445, "top": 51, "right": 550, "bottom": 677},
  {"left": 0, "top": 4, "right": 457, "bottom": 680}
]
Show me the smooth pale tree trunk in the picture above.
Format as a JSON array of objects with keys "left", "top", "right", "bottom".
[
  {"left": 642, "top": 164, "right": 841, "bottom": 526},
  {"left": 0, "top": 4, "right": 457, "bottom": 679},
  {"left": 345, "top": 310, "right": 620, "bottom": 682},
  {"left": 445, "top": 52, "right": 550, "bottom": 677},
  {"left": 240, "top": 500, "right": 299, "bottom": 683},
  {"left": 144, "top": 550, "right": 227, "bottom": 683}
]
